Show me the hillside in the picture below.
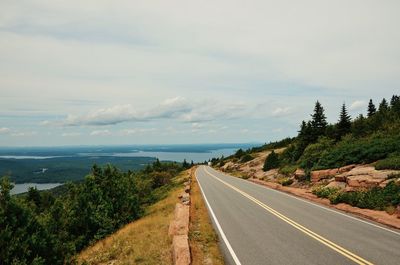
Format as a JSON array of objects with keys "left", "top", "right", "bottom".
[
  {"left": 0, "top": 160, "right": 191, "bottom": 264},
  {"left": 211, "top": 95, "right": 400, "bottom": 225},
  {"left": 77, "top": 168, "right": 224, "bottom": 265}
]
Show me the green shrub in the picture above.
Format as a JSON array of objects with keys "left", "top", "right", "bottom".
[
  {"left": 299, "top": 137, "right": 334, "bottom": 169},
  {"left": 278, "top": 165, "right": 298, "bottom": 176},
  {"left": 241, "top": 174, "right": 250, "bottom": 179},
  {"left": 312, "top": 186, "right": 341, "bottom": 200},
  {"left": 327, "top": 181, "right": 400, "bottom": 210},
  {"left": 375, "top": 155, "right": 400, "bottom": 170},
  {"left": 263, "top": 151, "right": 280, "bottom": 171},
  {"left": 240, "top": 154, "right": 254, "bottom": 163},
  {"left": 315, "top": 133, "right": 400, "bottom": 169},
  {"left": 279, "top": 178, "right": 294, "bottom": 186}
]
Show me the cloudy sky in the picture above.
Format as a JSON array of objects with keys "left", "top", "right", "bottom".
[{"left": 1, "top": 0, "right": 399, "bottom": 146}]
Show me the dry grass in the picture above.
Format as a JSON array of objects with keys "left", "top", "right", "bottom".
[
  {"left": 189, "top": 170, "right": 225, "bottom": 265},
  {"left": 77, "top": 172, "right": 188, "bottom": 265}
]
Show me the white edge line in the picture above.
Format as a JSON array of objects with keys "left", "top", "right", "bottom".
[
  {"left": 196, "top": 166, "right": 242, "bottom": 265},
  {"left": 208, "top": 167, "right": 400, "bottom": 237}
]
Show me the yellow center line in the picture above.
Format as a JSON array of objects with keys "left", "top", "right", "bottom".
[{"left": 203, "top": 167, "right": 374, "bottom": 265}]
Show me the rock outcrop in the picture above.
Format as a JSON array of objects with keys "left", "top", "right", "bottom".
[
  {"left": 337, "top": 166, "right": 398, "bottom": 188},
  {"left": 312, "top": 165, "right": 399, "bottom": 188},
  {"left": 294, "top": 169, "right": 306, "bottom": 180},
  {"left": 311, "top": 169, "right": 338, "bottom": 183}
]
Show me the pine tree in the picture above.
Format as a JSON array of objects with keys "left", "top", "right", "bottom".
[
  {"left": 182, "top": 159, "right": 189, "bottom": 169},
  {"left": 310, "top": 101, "right": 327, "bottom": 140},
  {"left": 336, "top": 103, "right": 351, "bottom": 139},
  {"left": 390, "top": 95, "right": 400, "bottom": 115},
  {"left": 351, "top": 114, "right": 367, "bottom": 138},
  {"left": 378, "top": 98, "right": 389, "bottom": 112},
  {"left": 367, "top": 99, "right": 376, "bottom": 117}
]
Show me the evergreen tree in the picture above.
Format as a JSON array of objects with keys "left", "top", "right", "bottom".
[
  {"left": 235, "top": 148, "right": 245, "bottom": 159},
  {"left": 310, "top": 101, "right": 327, "bottom": 139},
  {"left": 378, "top": 98, "right": 389, "bottom": 112},
  {"left": 367, "top": 99, "right": 376, "bottom": 117},
  {"left": 263, "top": 150, "right": 280, "bottom": 171},
  {"left": 390, "top": 95, "right": 400, "bottom": 115},
  {"left": 336, "top": 103, "right": 351, "bottom": 139},
  {"left": 351, "top": 114, "right": 367, "bottom": 138},
  {"left": 182, "top": 159, "right": 189, "bottom": 169}
]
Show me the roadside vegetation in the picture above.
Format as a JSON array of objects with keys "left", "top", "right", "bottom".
[
  {"left": 78, "top": 171, "right": 189, "bottom": 265},
  {"left": 0, "top": 160, "right": 191, "bottom": 265},
  {"left": 189, "top": 172, "right": 224, "bottom": 265},
  {"left": 211, "top": 94, "right": 400, "bottom": 212},
  {"left": 312, "top": 181, "right": 400, "bottom": 211}
]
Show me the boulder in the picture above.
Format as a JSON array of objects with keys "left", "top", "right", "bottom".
[
  {"left": 379, "top": 179, "right": 392, "bottom": 188},
  {"left": 181, "top": 193, "right": 190, "bottom": 205},
  {"left": 294, "top": 169, "right": 306, "bottom": 180},
  {"left": 346, "top": 177, "right": 362, "bottom": 188},
  {"left": 168, "top": 203, "right": 189, "bottom": 236},
  {"left": 184, "top": 185, "right": 191, "bottom": 193},
  {"left": 365, "top": 178, "right": 385, "bottom": 187},
  {"left": 342, "top": 166, "right": 400, "bottom": 188},
  {"left": 311, "top": 169, "right": 338, "bottom": 183},
  {"left": 172, "top": 235, "right": 190, "bottom": 265},
  {"left": 346, "top": 175, "right": 385, "bottom": 188},
  {"left": 335, "top": 175, "right": 347, "bottom": 182},
  {"left": 325, "top": 181, "right": 346, "bottom": 189},
  {"left": 338, "top": 164, "right": 356, "bottom": 173},
  {"left": 263, "top": 169, "right": 279, "bottom": 181}
]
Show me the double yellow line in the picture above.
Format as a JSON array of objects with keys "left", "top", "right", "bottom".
[{"left": 204, "top": 167, "right": 374, "bottom": 265}]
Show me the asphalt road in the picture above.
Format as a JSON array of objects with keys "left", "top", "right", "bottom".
[{"left": 196, "top": 166, "right": 400, "bottom": 265}]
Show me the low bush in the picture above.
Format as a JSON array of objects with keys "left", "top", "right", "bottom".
[
  {"left": 375, "top": 155, "right": 400, "bottom": 170},
  {"left": 312, "top": 186, "right": 341, "bottom": 201},
  {"left": 278, "top": 165, "right": 298, "bottom": 176},
  {"left": 313, "top": 181, "right": 400, "bottom": 210},
  {"left": 241, "top": 174, "right": 250, "bottom": 179},
  {"left": 315, "top": 133, "right": 400, "bottom": 169},
  {"left": 240, "top": 154, "right": 254, "bottom": 163},
  {"left": 298, "top": 137, "right": 334, "bottom": 169},
  {"left": 278, "top": 177, "right": 294, "bottom": 186}
]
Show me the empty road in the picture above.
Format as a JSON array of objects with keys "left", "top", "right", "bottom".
[{"left": 196, "top": 166, "right": 400, "bottom": 265}]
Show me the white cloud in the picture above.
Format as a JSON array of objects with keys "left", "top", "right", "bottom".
[
  {"left": 349, "top": 100, "right": 367, "bottom": 111},
  {"left": 52, "top": 97, "right": 248, "bottom": 126},
  {"left": 11, "top": 131, "right": 37, "bottom": 137},
  {"left": 119, "top": 128, "right": 156, "bottom": 136},
  {"left": 90, "top": 130, "right": 111, "bottom": 136},
  {"left": 271, "top": 107, "right": 292, "bottom": 117},
  {"left": 0, "top": 127, "right": 11, "bottom": 134},
  {"left": 61, "top": 132, "right": 81, "bottom": 137}
]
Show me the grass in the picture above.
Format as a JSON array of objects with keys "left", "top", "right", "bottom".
[
  {"left": 189, "top": 171, "right": 225, "bottom": 265},
  {"left": 77, "top": 172, "right": 188, "bottom": 265}
]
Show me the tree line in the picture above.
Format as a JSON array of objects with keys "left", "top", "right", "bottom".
[{"left": 263, "top": 94, "right": 400, "bottom": 171}]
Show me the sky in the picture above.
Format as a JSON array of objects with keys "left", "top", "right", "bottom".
[{"left": 0, "top": 0, "right": 399, "bottom": 146}]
